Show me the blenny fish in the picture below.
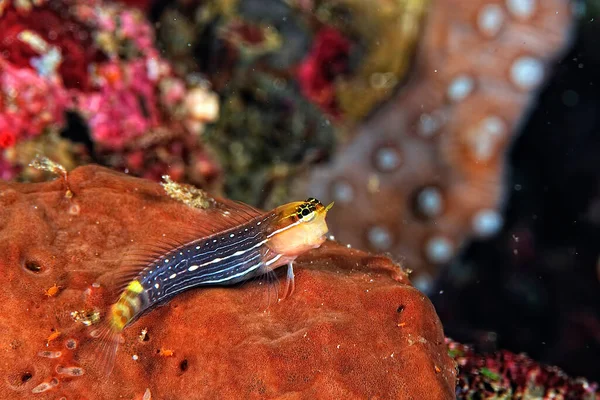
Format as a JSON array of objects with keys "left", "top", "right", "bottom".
[{"left": 91, "top": 197, "right": 333, "bottom": 375}]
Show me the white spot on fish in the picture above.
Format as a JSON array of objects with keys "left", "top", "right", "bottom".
[
  {"left": 196, "top": 246, "right": 200, "bottom": 250},
  {"left": 169, "top": 273, "right": 177, "bottom": 279},
  {"left": 154, "top": 283, "right": 160, "bottom": 289},
  {"left": 188, "top": 265, "right": 199, "bottom": 272},
  {"left": 230, "top": 233, "right": 235, "bottom": 238}
]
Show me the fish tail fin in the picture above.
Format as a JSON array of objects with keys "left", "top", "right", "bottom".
[{"left": 88, "top": 309, "right": 124, "bottom": 378}]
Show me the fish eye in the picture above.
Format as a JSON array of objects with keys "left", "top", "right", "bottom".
[
  {"left": 301, "top": 211, "right": 316, "bottom": 222},
  {"left": 296, "top": 203, "right": 317, "bottom": 222}
]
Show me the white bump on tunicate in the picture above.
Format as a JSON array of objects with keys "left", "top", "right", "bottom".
[
  {"left": 418, "top": 113, "right": 441, "bottom": 138},
  {"left": 506, "top": 0, "right": 536, "bottom": 19},
  {"left": 467, "top": 116, "right": 507, "bottom": 162},
  {"left": 477, "top": 4, "right": 505, "bottom": 37},
  {"left": 188, "top": 265, "right": 199, "bottom": 272},
  {"left": 510, "top": 56, "right": 544, "bottom": 90},
  {"left": 447, "top": 75, "right": 475, "bottom": 102},
  {"left": 412, "top": 272, "right": 434, "bottom": 294},
  {"left": 472, "top": 209, "right": 504, "bottom": 237},
  {"left": 332, "top": 180, "right": 354, "bottom": 204},
  {"left": 374, "top": 146, "right": 402, "bottom": 172},
  {"left": 367, "top": 226, "right": 393, "bottom": 250},
  {"left": 425, "top": 236, "right": 454, "bottom": 264},
  {"left": 417, "top": 187, "right": 444, "bottom": 218}
]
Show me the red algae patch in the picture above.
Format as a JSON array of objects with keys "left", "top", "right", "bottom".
[{"left": 0, "top": 165, "right": 455, "bottom": 399}]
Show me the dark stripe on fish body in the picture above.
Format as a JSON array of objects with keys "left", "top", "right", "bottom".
[{"left": 134, "top": 213, "right": 277, "bottom": 314}]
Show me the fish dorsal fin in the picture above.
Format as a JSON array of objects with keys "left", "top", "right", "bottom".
[{"left": 103, "top": 198, "right": 266, "bottom": 301}]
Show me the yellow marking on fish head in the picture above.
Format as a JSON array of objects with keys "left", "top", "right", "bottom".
[{"left": 267, "top": 198, "right": 333, "bottom": 257}]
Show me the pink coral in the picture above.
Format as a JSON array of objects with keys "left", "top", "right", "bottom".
[
  {"left": 0, "top": 0, "right": 220, "bottom": 183},
  {"left": 0, "top": 59, "right": 68, "bottom": 146}
]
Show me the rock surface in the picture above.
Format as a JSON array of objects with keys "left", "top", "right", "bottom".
[{"left": 0, "top": 165, "right": 455, "bottom": 399}]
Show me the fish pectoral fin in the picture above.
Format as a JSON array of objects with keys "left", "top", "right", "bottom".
[{"left": 279, "top": 262, "right": 295, "bottom": 301}]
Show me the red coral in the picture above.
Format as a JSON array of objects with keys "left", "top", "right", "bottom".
[
  {"left": 447, "top": 338, "right": 599, "bottom": 398},
  {"left": 0, "top": 4, "right": 102, "bottom": 90},
  {"left": 297, "top": 27, "right": 351, "bottom": 117},
  {"left": 0, "top": 128, "right": 16, "bottom": 149}
]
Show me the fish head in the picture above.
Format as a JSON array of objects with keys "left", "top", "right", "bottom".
[{"left": 266, "top": 198, "right": 334, "bottom": 257}]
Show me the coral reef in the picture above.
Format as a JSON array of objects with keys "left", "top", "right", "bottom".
[
  {"left": 0, "top": 0, "right": 220, "bottom": 188},
  {"left": 448, "top": 338, "right": 600, "bottom": 399},
  {"left": 0, "top": 164, "right": 455, "bottom": 399},
  {"left": 432, "top": 14, "right": 600, "bottom": 383},
  {"left": 306, "top": 0, "right": 577, "bottom": 292}
]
